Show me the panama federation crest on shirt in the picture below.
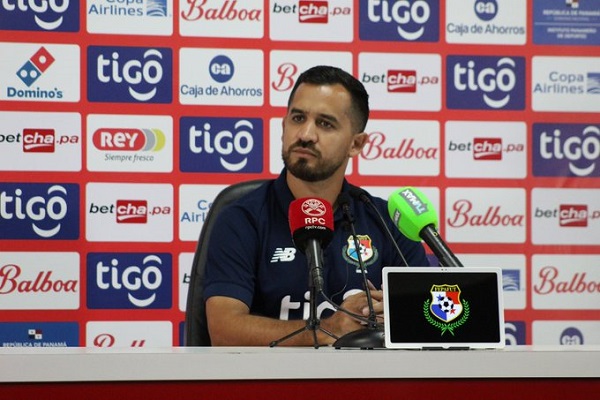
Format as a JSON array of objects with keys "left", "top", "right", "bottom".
[
  {"left": 342, "top": 234, "right": 378, "bottom": 271},
  {"left": 423, "top": 284, "right": 470, "bottom": 336}
]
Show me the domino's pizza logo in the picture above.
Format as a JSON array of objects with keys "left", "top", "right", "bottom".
[
  {"left": 87, "top": 46, "right": 172, "bottom": 104},
  {"left": 16, "top": 47, "right": 55, "bottom": 87},
  {"left": 447, "top": 55, "right": 525, "bottom": 110},
  {"left": 0, "top": 0, "right": 79, "bottom": 32},
  {"left": 359, "top": 0, "right": 439, "bottom": 42}
]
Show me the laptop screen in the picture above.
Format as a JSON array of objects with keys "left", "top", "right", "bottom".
[{"left": 383, "top": 267, "right": 505, "bottom": 349}]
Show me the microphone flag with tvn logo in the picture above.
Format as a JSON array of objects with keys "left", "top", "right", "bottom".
[{"left": 424, "top": 284, "right": 470, "bottom": 336}]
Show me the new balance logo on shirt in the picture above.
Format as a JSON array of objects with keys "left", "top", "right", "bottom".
[{"left": 271, "top": 247, "right": 297, "bottom": 262}]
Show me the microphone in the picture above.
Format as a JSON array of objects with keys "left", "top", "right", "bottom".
[
  {"left": 333, "top": 192, "right": 385, "bottom": 349},
  {"left": 387, "top": 187, "right": 464, "bottom": 267},
  {"left": 288, "top": 197, "right": 334, "bottom": 292},
  {"left": 348, "top": 186, "right": 410, "bottom": 267}
]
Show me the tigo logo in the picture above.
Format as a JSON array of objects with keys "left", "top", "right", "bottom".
[
  {"left": 87, "top": 46, "right": 172, "bottom": 103},
  {"left": 447, "top": 55, "right": 525, "bottom": 110},
  {"left": 0, "top": 183, "right": 79, "bottom": 240},
  {"left": 0, "top": 0, "right": 79, "bottom": 31},
  {"left": 16, "top": 47, "right": 55, "bottom": 87},
  {"left": 180, "top": 117, "right": 263, "bottom": 173},
  {"left": 359, "top": 0, "right": 439, "bottom": 42}
]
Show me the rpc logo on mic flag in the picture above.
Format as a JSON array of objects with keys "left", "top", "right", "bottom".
[{"left": 288, "top": 197, "right": 334, "bottom": 251}]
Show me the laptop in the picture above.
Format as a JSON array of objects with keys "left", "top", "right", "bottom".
[{"left": 382, "top": 266, "right": 505, "bottom": 350}]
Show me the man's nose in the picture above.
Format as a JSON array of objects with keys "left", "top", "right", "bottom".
[{"left": 297, "top": 121, "right": 317, "bottom": 142}]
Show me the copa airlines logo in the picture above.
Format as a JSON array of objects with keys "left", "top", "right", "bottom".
[
  {"left": 447, "top": 55, "right": 525, "bottom": 110},
  {"left": 533, "top": 123, "right": 599, "bottom": 177},
  {"left": 87, "top": 46, "right": 172, "bottom": 103},
  {"left": 180, "top": 117, "right": 263, "bottom": 173},
  {"left": 0, "top": 183, "right": 79, "bottom": 240},
  {"left": 88, "top": 0, "right": 168, "bottom": 17},
  {"left": 1, "top": 0, "right": 79, "bottom": 31},
  {"left": 92, "top": 128, "right": 165, "bottom": 152},
  {"left": 359, "top": 0, "right": 439, "bottom": 42},
  {"left": 87, "top": 253, "right": 172, "bottom": 309}
]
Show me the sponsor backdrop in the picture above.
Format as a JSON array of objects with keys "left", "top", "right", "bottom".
[{"left": 0, "top": 0, "right": 598, "bottom": 348}]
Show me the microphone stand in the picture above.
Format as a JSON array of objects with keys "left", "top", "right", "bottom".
[
  {"left": 270, "top": 251, "right": 338, "bottom": 348},
  {"left": 333, "top": 197, "right": 385, "bottom": 349}
]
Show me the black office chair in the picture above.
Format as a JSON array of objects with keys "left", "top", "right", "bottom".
[{"left": 184, "top": 179, "right": 268, "bottom": 346}]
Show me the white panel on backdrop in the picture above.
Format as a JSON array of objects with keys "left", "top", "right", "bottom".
[
  {"left": 0, "top": 111, "right": 81, "bottom": 171},
  {"left": 179, "top": 48, "right": 264, "bottom": 106},
  {"left": 359, "top": 52, "right": 441, "bottom": 111},
  {"left": 359, "top": 119, "right": 440, "bottom": 176},
  {"left": 269, "top": 50, "right": 353, "bottom": 107},
  {"left": 180, "top": 0, "right": 264, "bottom": 38},
  {"left": 445, "top": 187, "right": 526, "bottom": 243},
  {"left": 457, "top": 253, "right": 527, "bottom": 310},
  {"left": 531, "top": 188, "right": 600, "bottom": 245},
  {"left": 86, "top": 321, "right": 172, "bottom": 347},
  {"left": 269, "top": 117, "right": 353, "bottom": 176},
  {"left": 178, "top": 184, "right": 228, "bottom": 242},
  {"left": 445, "top": 121, "right": 527, "bottom": 178},
  {"left": 533, "top": 320, "right": 600, "bottom": 346},
  {"left": 0, "top": 252, "right": 79, "bottom": 310},
  {"left": 445, "top": 0, "right": 526, "bottom": 45},
  {"left": 0, "top": 43, "right": 80, "bottom": 102},
  {"left": 532, "top": 56, "right": 600, "bottom": 112},
  {"left": 86, "top": 0, "right": 173, "bottom": 35},
  {"left": 532, "top": 254, "right": 600, "bottom": 310},
  {"left": 270, "top": 0, "right": 353, "bottom": 42},
  {"left": 86, "top": 183, "right": 173, "bottom": 242},
  {"left": 87, "top": 114, "right": 173, "bottom": 172}
]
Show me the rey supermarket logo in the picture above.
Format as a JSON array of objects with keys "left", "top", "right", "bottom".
[
  {"left": 423, "top": 284, "right": 470, "bottom": 335},
  {"left": 16, "top": 47, "right": 55, "bottom": 87}
]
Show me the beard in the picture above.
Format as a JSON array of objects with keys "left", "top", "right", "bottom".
[{"left": 282, "top": 140, "right": 346, "bottom": 182}]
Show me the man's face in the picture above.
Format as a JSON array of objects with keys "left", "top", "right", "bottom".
[{"left": 281, "top": 83, "right": 364, "bottom": 182}]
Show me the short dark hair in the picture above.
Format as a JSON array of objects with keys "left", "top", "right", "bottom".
[{"left": 287, "top": 65, "right": 370, "bottom": 133}]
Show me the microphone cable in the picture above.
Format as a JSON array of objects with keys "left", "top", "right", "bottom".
[{"left": 348, "top": 186, "right": 411, "bottom": 268}]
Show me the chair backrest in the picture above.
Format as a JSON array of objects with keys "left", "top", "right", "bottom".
[{"left": 184, "top": 179, "right": 268, "bottom": 346}]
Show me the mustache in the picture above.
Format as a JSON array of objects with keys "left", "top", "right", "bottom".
[{"left": 290, "top": 140, "right": 319, "bottom": 154}]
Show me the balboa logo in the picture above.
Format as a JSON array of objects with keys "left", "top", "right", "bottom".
[
  {"left": 92, "top": 128, "right": 165, "bottom": 152},
  {"left": 359, "top": 0, "right": 439, "bottom": 42},
  {"left": 180, "top": 117, "right": 263, "bottom": 173},
  {"left": 1, "top": 0, "right": 79, "bottom": 31},
  {"left": 87, "top": 253, "right": 172, "bottom": 309},
  {"left": 181, "top": 0, "right": 262, "bottom": 22},
  {"left": 0, "top": 183, "right": 79, "bottom": 240},
  {"left": 424, "top": 284, "right": 469, "bottom": 335},
  {"left": 360, "top": 132, "right": 438, "bottom": 161},
  {"left": 447, "top": 55, "right": 525, "bottom": 110},
  {"left": 533, "top": 123, "right": 599, "bottom": 177},
  {"left": 87, "top": 46, "right": 172, "bottom": 103},
  {"left": 447, "top": 200, "right": 524, "bottom": 228}
]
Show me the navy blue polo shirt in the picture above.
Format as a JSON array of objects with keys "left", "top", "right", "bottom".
[{"left": 203, "top": 170, "right": 429, "bottom": 321}]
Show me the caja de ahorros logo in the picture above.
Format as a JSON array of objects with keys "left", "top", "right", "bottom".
[
  {"left": 447, "top": 55, "right": 525, "bottom": 110},
  {"left": 423, "top": 284, "right": 470, "bottom": 336},
  {"left": 0, "top": 0, "right": 79, "bottom": 32},
  {"left": 180, "top": 117, "right": 263, "bottom": 173},
  {"left": 87, "top": 46, "right": 172, "bottom": 103},
  {"left": 0, "top": 183, "right": 79, "bottom": 240},
  {"left": 359, "top": 0, "right": 439, "bottom": 42},
  {"left": 87, "top": 253, "right": 172, "bottom": 309}
]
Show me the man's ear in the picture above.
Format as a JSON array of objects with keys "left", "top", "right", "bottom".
[{"left": 349, "top": 132, "right": 368, "bottom": 157}]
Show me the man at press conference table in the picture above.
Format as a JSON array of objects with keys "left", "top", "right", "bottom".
[{"left": 203, "top": 65, "right": 429, "bottom": 346}]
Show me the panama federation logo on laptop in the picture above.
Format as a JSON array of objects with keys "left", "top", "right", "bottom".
[{"left": 423, "top": 284, "right": 470, "bottom": 335}]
